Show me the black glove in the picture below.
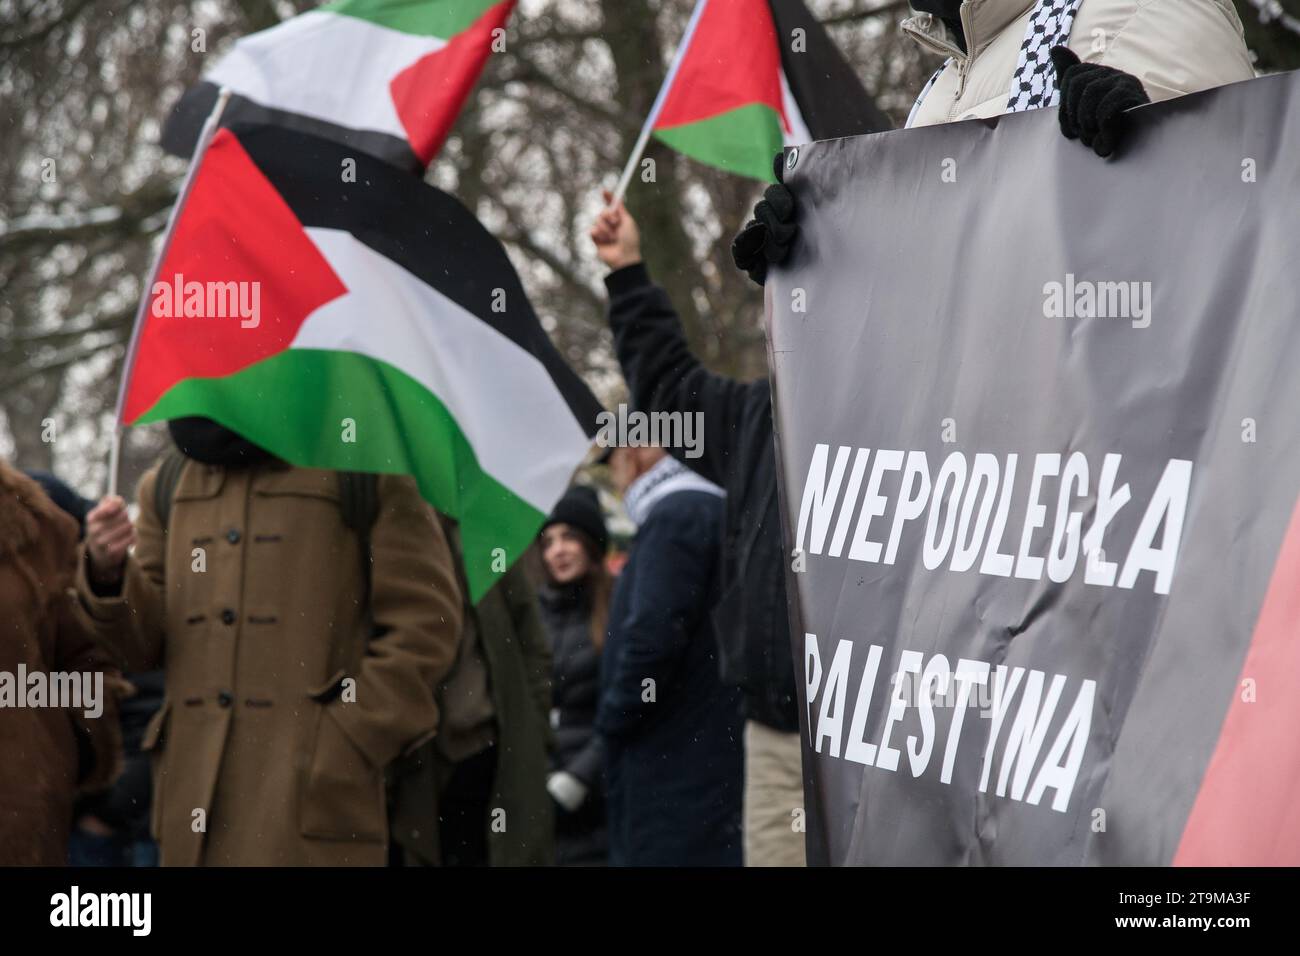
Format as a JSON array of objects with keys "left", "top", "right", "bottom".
[
  {"left": 1050, "top": 47, "right": 1150, "bottom": 158},
  {"left": 731, "top": 152, "right": 797, "bottom": 286}
]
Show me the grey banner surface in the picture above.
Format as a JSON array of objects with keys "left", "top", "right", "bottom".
[{"left": 767, "top": 71, "right": 1300, "bottom": 865}]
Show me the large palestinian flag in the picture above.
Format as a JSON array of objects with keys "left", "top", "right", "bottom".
[
  {"left": 651, "top": 0, "right": 889, "bottom": 182},
  {"left": 125, "top": 124, "right": 601, "bottom": 600},
  {"left": 163, "top": 0, "right": 514, "bottom": 171}
]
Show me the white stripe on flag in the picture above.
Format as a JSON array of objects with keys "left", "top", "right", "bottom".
[
  {"left": 294, "top": 227, "right": 591, "bottom": 513},
  {"left": 780, "top": 68, "right": 813, "bottom": 147},
  {"left": 207, "top": 12, "right": 445, "bottom": 142}
]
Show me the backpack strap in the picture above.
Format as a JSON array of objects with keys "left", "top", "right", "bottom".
[
  {"left": 153, "top": 447, "right": 188, "bottom": 534},
  {"left": 157, "top": 454, "right": 380, "bottom": 575}
]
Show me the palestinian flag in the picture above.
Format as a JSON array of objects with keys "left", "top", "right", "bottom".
[
  {"left": 163, "top": 0, "right": 514, "bottom": 172},
  {"left": 652, "top": 0, "right": 889, "bottom": 182},
  {"left": 124, "top": 124, "right": 601, "bottom": 600}
]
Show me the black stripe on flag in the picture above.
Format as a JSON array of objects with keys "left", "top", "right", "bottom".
[
  {"left": 768, "top": 0, "right": 892, "bottom": 139},
  {"left": 163, "top": 83, "right": 423, "bottom": 174},
  {"left": 228, "top": 123, "right": 603, "bottom": 437}
]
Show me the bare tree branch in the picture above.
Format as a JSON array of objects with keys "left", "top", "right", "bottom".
[
  {"left": 496, "top": 223, "right": 605, "bottom": 319},
  {"left": 0, "top": 183, "right": 174, "bottom": 253},
  {"left": 0, "top": 332, "right": 126, "bottom": 393},
  {"left": 0, "top": 312, "right": 130, "bottom": 352},
  {"left": 0, "top": 0, "right": 99, "bottom": 49},
  {"left": 1243, "top": 0, "right": 1300, "bottom": 37},
  {"left": 497, "top": 55, "right": 629, "bottom": 130},
  {"left": 230, "top": 0, "right": 283, "bottom": 32}
]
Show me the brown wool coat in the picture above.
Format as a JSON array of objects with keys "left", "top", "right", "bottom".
[
  {"left": 76, "top": 459, "right": 462, "bottom": 866},
  {"left": 0, "top": 462, "right": 121, "bottom": 866}
]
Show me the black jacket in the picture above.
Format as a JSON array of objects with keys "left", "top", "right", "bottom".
[
  {"left": 539, "top": 582, "right": 605, "bottom": 786},
  {"left": 537, "top": 581, "right": 607, "bottom": 865},
  {"left": 605, "top": 263, "right": 798, "bottom": 731},
  {"left": 597, "top": 488, "right": 742, "bottom": 866},
  {"left": 73, "top": 669, "right": 164, "bottom": 841}
]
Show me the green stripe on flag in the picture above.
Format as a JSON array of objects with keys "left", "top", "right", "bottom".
[
  {"left": 137, "top": 348, "right": 543, "bottom": 602},
  {"left": 323, "top": 0, "right": 504, "bottom": 38},
  {"left": 655, "top": 103, "right": 784, "bottom": 183}
]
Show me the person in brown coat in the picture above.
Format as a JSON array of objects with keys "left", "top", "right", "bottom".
[
  {"left": 0, "top": 461, "right": 121, "bottom": 865},
  {"left": 78, "top": 418, "right": 463, "bottom": 866}
]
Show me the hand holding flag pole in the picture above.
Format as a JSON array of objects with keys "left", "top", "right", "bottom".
[
  {"left": 106, "top": 86, "right": 233, "bottom": 498},
  {"left": 607, "top": 0, "right": 709, "bottom": 209}
]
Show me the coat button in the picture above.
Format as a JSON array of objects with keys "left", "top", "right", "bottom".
[
  {"left": 218, "top": 691, "right": 233, "bottom": 708},
  {"left": 221, "top": 608, "right": 237, "bottom": 626},
  {"left": 226, "top": 528, "right": 241, "bottom": 544}
]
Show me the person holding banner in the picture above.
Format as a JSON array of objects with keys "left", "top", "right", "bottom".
[
  {"left": 733, "top": 0, "right": 1256, "bottom": 281},
  {"left": 902, "top": 0, "right": 1253, "bottom": 135}
]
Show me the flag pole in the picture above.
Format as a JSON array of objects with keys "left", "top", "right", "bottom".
[
  {"left": 106, "top": 86, "right": 233, "bottom": 498},
  {"left": 608, "top": 0, "right": 709, "bottom": 208}
]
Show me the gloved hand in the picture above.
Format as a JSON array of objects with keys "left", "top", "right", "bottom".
[
  {"left": 546, "top": 770, "right": 589, "bottom": 813},
  {"left": 1050, "top": 47, "right": 1150, "bottom": 159},
  {"left": 731, "top": 152, "right": 798, "bottom": 286}
]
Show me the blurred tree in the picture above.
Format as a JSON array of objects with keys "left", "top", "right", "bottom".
[
  {"left": 1238, "top": 0, "right": 1300, "bottom": 69},
  {"left": 1, "top": 0, "right": 1296, "bottom": 492}
]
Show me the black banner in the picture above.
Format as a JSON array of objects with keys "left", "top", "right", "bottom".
[{"left": 768, "top": 71, "right": 1300, "bottom": 865}]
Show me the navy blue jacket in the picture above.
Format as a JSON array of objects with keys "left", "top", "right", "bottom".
[{"left": 598, "top": 488, "right": 743, "bottom": 866}]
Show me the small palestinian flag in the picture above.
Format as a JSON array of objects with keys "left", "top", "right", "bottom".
[
  {"left": 652, "top": 0, "right": 889, "bottom": 182},
  {"left": 125, "top": 124, "right": 601, "bottom": 599},
  {"left": 163, "top": 0, "right": 514, "bottom": 172}
]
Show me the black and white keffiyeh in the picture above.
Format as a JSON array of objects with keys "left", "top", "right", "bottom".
[
  {"left": 1005, "top": 0, "right": 1086, "bottom": 111},
  {"left": 623, "top": 456, "right": 722, "bottom": 528},
  {"left": 906, "top": 0, "right": 1085, "bottom": 127}
]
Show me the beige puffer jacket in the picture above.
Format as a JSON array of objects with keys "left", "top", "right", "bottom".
[{"left": 904, "top": 0, "right": 1256, "bottom": 128}]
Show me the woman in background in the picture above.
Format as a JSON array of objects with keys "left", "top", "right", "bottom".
[{"left": 537, "top": 485, "right": 612, "bottom": 866}]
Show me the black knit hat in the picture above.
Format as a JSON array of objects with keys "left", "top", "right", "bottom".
[
  {"left": 24, "top": 470, "right": 94, "bottom": 539},
  {"left": 540, "top": 485, "right": 608, "bottom": 554}
]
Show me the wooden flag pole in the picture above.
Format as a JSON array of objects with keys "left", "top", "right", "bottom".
[
  {"left": 608, "top": 0, "right": 709, "bottom": 209},
  {"left": 106, "top": 86, "right": 232, "bottom": 498}
]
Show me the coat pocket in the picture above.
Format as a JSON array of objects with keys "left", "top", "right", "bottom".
[
  {"left": 140, "top": 699, "right": 171, "bottom": 842},
  {"left": 299, "top": 702, "right": 387, "bottom": 843}
]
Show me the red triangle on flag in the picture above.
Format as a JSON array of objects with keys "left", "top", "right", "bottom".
[
  {"left": 653, "top": 0, "right": 789, "bottom": 133},
  {"left": 124, "top": 129, "right": 347, "bottom": 424},
  {"left": 390, "top": 0, "right": 515, "bottom": 166}
]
